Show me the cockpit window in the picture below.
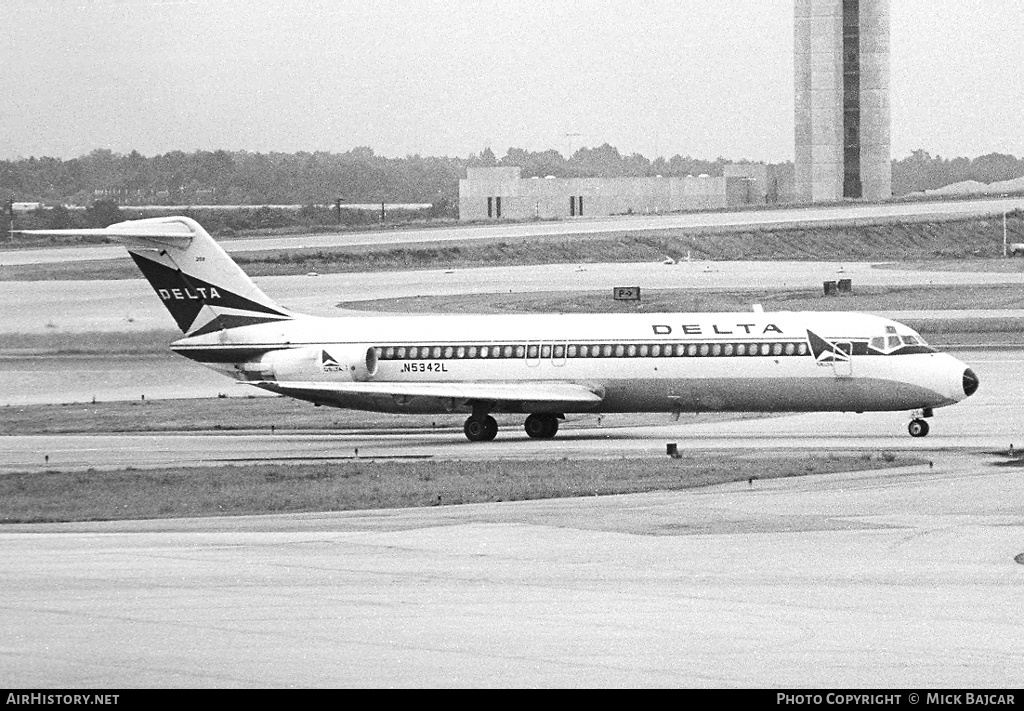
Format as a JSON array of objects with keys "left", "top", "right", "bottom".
[{"left": 871, "top": 330, "right": 931, "bottom": 353}]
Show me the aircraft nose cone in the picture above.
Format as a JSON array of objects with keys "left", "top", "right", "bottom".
[{"left": 963, "top": 367, "right": 980, "bottom": 397}]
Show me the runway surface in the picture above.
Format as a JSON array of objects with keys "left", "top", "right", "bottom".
[
  {"left": 0, "top": 354, "right": 253, "bottom": 406},
  {"left": 2, "top": 453, "right": 1022, "bottom": 687},
  {"left": 3, "top": 194, "right": 1024, "bottom": 267}
]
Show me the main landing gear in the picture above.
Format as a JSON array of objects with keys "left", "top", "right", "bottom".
[
  {"left": 463, "top": 413, "right": 563, "bottom": 442},
  {"left": 524, "top": 413, "right": 559, "bottom": 439},
  {"left": 464, "top": 414, "right": 498, "bottom": 442},
  {"left": 908, "top": 408, "right": 933, "bottom": 438}
]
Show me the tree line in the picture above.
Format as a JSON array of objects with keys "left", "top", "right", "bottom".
[
  {"left": 891, "top": 150, "right": 1024, "bottom": 194},
  {"left": 2, "top": 145, "right": 1021, "bottom": 225}
]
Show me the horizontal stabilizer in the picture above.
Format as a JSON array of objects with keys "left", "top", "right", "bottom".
[{"left": 14, "top": 220, "right": 194, "bottom": 249}]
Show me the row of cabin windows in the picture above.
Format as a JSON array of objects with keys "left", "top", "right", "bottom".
[{"left": 375, "top": 342, "right": 811, "bottom": 361}]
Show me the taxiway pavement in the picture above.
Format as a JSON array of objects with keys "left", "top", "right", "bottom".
[
  {"left": 2, "top": 451, "right": 1022, "bottom": 687},
  {"left": 4, "top": 259, "right": 1024, "bottom": 335}
]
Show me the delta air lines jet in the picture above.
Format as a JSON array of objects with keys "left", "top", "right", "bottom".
[{"left": 27, "top": 216, "right": 978, "bottom": 441}]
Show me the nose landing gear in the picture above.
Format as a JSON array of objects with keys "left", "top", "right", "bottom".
[
  {"left": 908, "top": 418, "right": 930, "bottom": 438},
  {"left": 908, "top": 408, "right": 933, "bottom": 438}
]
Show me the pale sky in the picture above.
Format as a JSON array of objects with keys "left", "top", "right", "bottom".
[{"left": 1, "top": 0, "right": 1022, "bottom": 162}]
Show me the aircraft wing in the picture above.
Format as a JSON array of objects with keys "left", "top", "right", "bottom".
[{"left": 250, "top": 380, "right": 605, "bottom": 411}]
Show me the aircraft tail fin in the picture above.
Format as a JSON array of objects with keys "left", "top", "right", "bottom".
[{"left": 25, "top": 216, "right": 292, "bottom": 334}]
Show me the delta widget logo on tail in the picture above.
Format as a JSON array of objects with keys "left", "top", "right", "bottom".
[{"left": 130, "top": 251, "right": 290, "bottom": 333}]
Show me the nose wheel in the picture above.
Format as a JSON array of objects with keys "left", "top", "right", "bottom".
[{"left": 908, "top": 418, "right": 930, "bottom": 438}]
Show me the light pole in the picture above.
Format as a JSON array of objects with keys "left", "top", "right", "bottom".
[
  {"left": 564, "top": 133, "right": 581, "bottom": 159},
  {"left": 1004, "top": 210, "right": 1008, "bottom": 258}
]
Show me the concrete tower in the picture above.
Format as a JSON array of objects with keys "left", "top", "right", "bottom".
[{"left": 795, "top": 0, "right": 891, "bottom": 202}]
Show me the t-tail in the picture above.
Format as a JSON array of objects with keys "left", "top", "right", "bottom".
[{"left": 27, "top": 216, "right": 293, "bottom": 335}]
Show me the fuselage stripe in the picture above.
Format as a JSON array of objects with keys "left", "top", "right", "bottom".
[
  {"left": 376, "top": 341, "right": 811, "bottom": 360},
  {"left": 172, "top": 339, "right": 934, "bottom": 363}
]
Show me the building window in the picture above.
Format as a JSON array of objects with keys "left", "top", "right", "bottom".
[
  {"left": 842, "top": 0, "right": 862, "bottom": 199},
  {"left": 487, "top": 197, "right": 493, "bottom": 218},
  {"left": 568, "top": 195, "right": 586, "bottom": 217},
  {"left": 495, "top": 196, "right": 502, "bottom": 219}
]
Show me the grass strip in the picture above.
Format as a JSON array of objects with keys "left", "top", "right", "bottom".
[
  {"left": 0, "top": 452, "right": 918, "bottom": 524},
  {"left": 340, "top": 283, "right": 1024, "bottom": 317},
  {"left": 4, "top": 217, "right": 1023, "bottom": 282}
]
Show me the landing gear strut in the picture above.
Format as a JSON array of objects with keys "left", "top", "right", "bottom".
[
  {"left": 524, "top": 413, "right": 560, "bottom": 439},
  {"left": 908, "top": 408, "right": 932, "bottom": 438},
  {"left": 464, "top": 414, "right": 498, "bottom": 442}
]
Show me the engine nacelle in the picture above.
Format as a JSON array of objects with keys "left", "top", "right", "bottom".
[{"left": 238, "top": 345, "right": 378, "bottom": 382}]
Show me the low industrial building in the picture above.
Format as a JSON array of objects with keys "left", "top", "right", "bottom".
[{"left": 458, "top": 164, "right": 777, "bottom": 221}]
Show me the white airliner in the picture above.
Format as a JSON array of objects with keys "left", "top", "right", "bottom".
[{"left": 24, "top": 216, "right": 978, "bottom": 441}]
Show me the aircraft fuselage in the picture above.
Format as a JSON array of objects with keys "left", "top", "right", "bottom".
[{"left": 170, "top": 310, "right": 975, "bottom": 417}]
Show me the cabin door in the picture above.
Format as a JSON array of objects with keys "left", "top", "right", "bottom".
[
  {"left": 551, "top": 342, "right": 567, "bottom": 367},
  {"left": 832, "top": 341, "right": 853, "bottom": 377},
  {"left": 534, "top": 342, "right": 567, "bottom": 367},
  {"left": 525, "top": 342, "right": 541, "bottom": 367}
]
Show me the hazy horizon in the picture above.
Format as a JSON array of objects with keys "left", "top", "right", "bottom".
[{"left": 2, "top": 0, "right": 1022, "bottom": 163}]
